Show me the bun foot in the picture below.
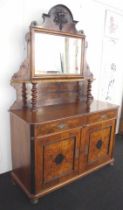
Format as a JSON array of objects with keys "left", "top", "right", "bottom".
[
  {"left": 30, "top": 199, "right": 39, "bottom": 204},
  {"left": 110, "top": 161, "right": 114, "bottom": 166},
  {"left": 11, "top": 178, "right": 16, "bottom": 186}
]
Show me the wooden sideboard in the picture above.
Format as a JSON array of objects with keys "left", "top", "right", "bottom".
[
  {"left": 10, "top": 4, "right": 118, "bottom": 203},
  {"left": 10, "top": 100, "right": 118, "bottom": 203}
]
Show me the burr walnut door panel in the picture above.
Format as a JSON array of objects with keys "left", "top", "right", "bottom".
[
  {"left": 79, "top": 119, "right": 116, "bottom": 172},
  {"left": 35, "top": 129, "right": 80, "bottom": 192}
]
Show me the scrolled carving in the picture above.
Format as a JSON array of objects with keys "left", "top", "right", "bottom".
[
  {"left": 79, "top": 30, "right": 84, "bottom": 35},
  {"left": 42, "top": 4, "right": 79, "bottom": 33},
  {"left": 83, "top": 41, "right": 93, "bottom": 78},
  {"left": 11, "top": 59, "right": 30, "bottom": 82},
  {"left": 25, "top": 32, "right": 30, "bottom": 43},
  {"left": 30, "top": 21, "right": 38, "bottom": 27},
  {"left": 10, "top": 4, "right": 94, "bottom": 110},
  {"left": 53, "top": 7, "right": 68, "bottom": 30}
]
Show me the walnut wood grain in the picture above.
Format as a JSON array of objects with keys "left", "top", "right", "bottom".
[
  {"left": 34, "top": 129, "right": 80, "bottom": 192},
  {"left": 79, "top": 119, "right": 116, "bottom": 172},
  {"left": 10, "top": 101, "right": 118, "bottom": 200},
  {"left": 11, "top": 80, "right": 90, "bottom": 108},
  {"left": 10, "top": 113, "right": 31, "bottom": 192},
  {"left": 11, "top": 157, "right": 114, "bottom": 201},
  {"left": 10, "top": 100, "right": 118, "bottom": 124},
  {"left": 10, "top": 4, "right": 118, "bottom": 203}
]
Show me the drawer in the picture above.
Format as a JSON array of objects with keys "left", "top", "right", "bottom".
[
  {"left": 87, "top": 109, "right": 117, "bottom": 124},
  {"left": 35, "top": 116, "right": 86, "bottom": 136}
]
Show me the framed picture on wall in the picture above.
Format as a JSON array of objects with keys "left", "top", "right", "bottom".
[
  {"left": 100, "top": 37, "right": 118, "bottom": 102},
  {"left": 104, "top": 10, "right": 122, "bottom": 39}
]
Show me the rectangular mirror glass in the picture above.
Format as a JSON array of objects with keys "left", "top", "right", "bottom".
[{"left": 32, "top": 30, "right": 83, "bottom": 77}]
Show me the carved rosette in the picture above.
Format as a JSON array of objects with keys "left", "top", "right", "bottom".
[{"left": 42, "top": 4, "right": 82, "bottom": 34}]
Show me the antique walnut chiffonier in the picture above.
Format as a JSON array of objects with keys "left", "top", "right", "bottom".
[{"left": 10, "top": 4, "right": 118, "bottom": 203}]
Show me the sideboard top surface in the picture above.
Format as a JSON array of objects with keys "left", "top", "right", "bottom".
[{"left": 10, "top": 100, "right": 118, "bottom": 124}]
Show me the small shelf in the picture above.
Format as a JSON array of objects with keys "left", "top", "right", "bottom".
[{"left": 11, "top": 77, "right": 95, "bottom": 84}]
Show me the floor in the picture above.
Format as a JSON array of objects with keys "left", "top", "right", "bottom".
[{"left": 0, "top": 134, "right": 123, "bottom": 210}]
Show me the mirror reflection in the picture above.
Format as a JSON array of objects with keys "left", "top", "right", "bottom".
[{"left": 34, "top": 32, "right": 82, "bottom": 75}]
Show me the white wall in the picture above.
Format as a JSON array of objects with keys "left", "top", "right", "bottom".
[
  {"left": 0, "top": 0, "right": 123, "bottom": 174},
  {"left": 0, "top": 0, "right": 25, "bottom": 173},
  {"left": 93, "top": 0, "right": 123, "bottom": 132}
]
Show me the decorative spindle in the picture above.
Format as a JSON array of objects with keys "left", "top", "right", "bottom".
[
  {"left": 22, "top": 83, "right": 27, "bottom": 108},
  {"left": 31, "top": 83, "right": 37, "bottom": 110},
  {"left": 77, "top": 81, "right": 80, "bottom": 102},
  {"left": 87, "top": 79, "right": 93, "bottom": 102}
]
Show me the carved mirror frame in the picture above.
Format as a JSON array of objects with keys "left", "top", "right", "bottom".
[
  {"left": 11, "top": 4, "right": 92, "bottom": 83},
  {"left": 30, "top": 4, "right": 86, "bottom": 80},
  {"left": 31, "top": 27, "right": 85, "bottom": 79}
]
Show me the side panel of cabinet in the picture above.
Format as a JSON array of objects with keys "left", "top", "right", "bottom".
[
  {"left": 34, "top": 129, "right": 80, "bottom": 193},
  {"left": 79, "top": 119, "right": 116, "bottom": 172},
  {"left": 10, "top": 113, "right": 31, "bottom": 192}
]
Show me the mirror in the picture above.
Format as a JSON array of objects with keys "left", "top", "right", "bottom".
[{"left": 32, "top": 30, "right": 83, "bottom": 77}]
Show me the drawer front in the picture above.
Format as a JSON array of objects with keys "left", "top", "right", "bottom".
[
  {"left": 87, "top": 109, "right": 117, "bottom": 124},
  {"left": 35, "top": 117, "right": 86, "bottom": 136}
]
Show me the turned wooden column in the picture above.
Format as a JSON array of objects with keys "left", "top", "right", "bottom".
[
  {"left": 77, "top": 81, "right": 80, "bottom": 102},
  {"left": 31, "top": 83, "right": 37, "bottom": 110},
  {"left": 22, "top": 83, "right": 27, "bottom": 108},
  {"left": 87, "top": 79, "right": 93, "bottom": 102}
]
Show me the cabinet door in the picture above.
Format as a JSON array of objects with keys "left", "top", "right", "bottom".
[
  {"left": 79, "top": 119, "right": 116, "bottom": 172},
  {"left": 35, "top": 129, "right": 80, "bottom": 192}
]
